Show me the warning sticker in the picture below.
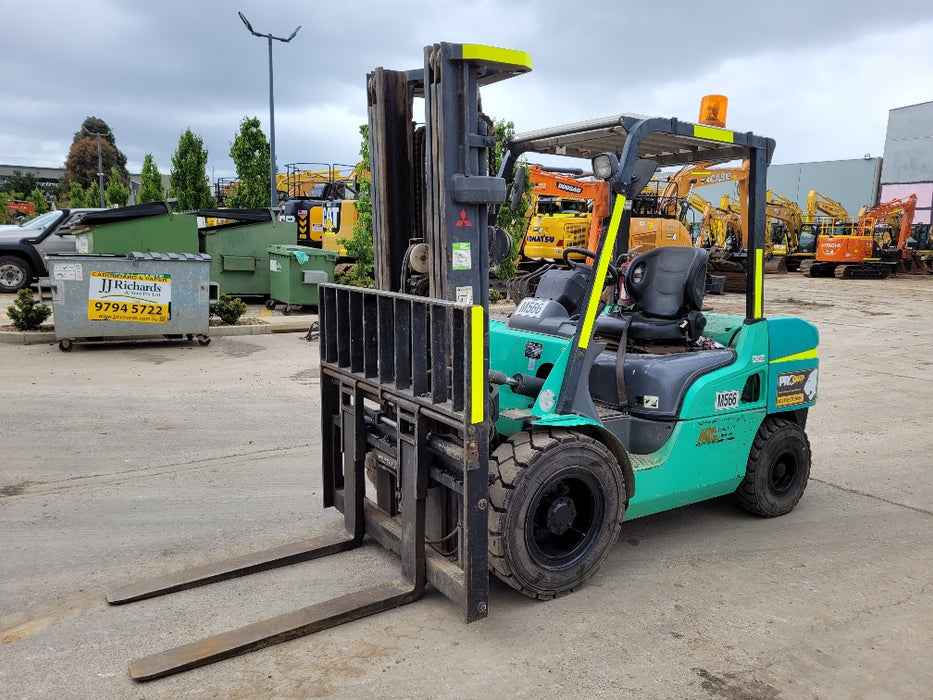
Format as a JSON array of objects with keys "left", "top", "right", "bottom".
[
  {"left": 452, "top": 242, "right": 472, "bottom": 270},
  {"left": 53, "top": 263, "right": 83, "bottom": 281},
  {"left": 776, "top": 368, "right": 818, "bottom": 407}
]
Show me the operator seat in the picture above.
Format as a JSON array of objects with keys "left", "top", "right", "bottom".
[{"left": 595, "top": 246, "right": 709, "bottom": 345}]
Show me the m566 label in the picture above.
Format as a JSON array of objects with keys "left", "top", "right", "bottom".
[{"left": 715, "top": 390, "right": 740, "bottom": 410}]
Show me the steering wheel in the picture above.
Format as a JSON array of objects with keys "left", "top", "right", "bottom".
[{"left": 562, "top": 246, "right": 620, "bottom": 287}]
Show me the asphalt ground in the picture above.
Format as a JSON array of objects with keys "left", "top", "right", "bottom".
[{"left": 0, "top": 274, "right": 931, "bottom": 699}]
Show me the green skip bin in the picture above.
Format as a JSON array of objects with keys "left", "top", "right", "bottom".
[{"left": 266, "top": 244, "right": 338, "bottom": 314}]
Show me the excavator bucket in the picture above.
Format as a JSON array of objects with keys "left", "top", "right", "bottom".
[
  {"left": 898, "top": 251, "right": 932, "bottom": 275},
  {"left": 764, "top": 255, "right": 788, "bottom": 274}
]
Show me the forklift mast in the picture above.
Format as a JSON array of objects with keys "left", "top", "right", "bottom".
[
  {"left": 368, "top": 43, "right": 532, "bottom": 298},
  {"left": 318, "top": 43, "right": 533, "bottom": 621}
]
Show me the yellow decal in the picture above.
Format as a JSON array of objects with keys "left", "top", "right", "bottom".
[
  {"left": 754, "top": 248, "right": 764, "bottom": 319},
  {"left": 579, "top": 194, "right": 624, "bottom": 349},
  {"left": 693, "top": 125, "right": 735, "bottom": 143},
  {"left": 470, "top": 305, "right": 485, "bottom": 424},
  {"left": 771, "top": 348, "right": 818, "bottom": 364},
  {"left": 460, "top": 44, "right": 533, "bottom": 71}
]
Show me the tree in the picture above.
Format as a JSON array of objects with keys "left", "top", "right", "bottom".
[
  {"left": 138, "top": 154, "right": 164, "bottom": 204},
  {"left": 0, "top": 170, "right": 38, "bottom": 198},
  {"left": 0, "top": 193, "right": 10, "bottom": 224},
  {"left": 87, "top": 181, "right": 102, "bottom": 209},
  {"left": 67, "top": 182, "right": 86, "bottom": 208},
  {"left": 226, "top": 116, "right": 271, "bottom": 209},
  {"left": 105, "top": 166, "right": 129, "bottom": 207},
  {"left": 492, "top": 119, "right": 528, "bottom": 279},
  {"left": 339, "top": 124, "right": 374, "bottom": 287},
  {"left": 28, "top": 187, "right": 48, "bottom": 215},
  {"left": 169, "top": 128, "right": 214, "bottom": 210},
  {"left": 64, "top": 117, "right": 128, "bottom": 188}
]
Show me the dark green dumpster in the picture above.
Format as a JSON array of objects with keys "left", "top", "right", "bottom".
[
  {"left": 197, "top": 209, "right": 294, "bottom": 297},
  {"left": 266, "top": 244, "right": 338, "bottom": 313},
  {"left": 74, "top": 202, "right": 199, "bottom": 255}
]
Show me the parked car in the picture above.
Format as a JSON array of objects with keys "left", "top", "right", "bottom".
[{"left": 0, "top": 208, "right": 104, "bottom": 293}]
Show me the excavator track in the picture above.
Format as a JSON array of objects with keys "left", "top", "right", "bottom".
[
  {"left": 836, "top": 263, "right": 894, "bottom": 280},
  {"left": 801, "top": 260, "right": 837, "bottom": 278}
]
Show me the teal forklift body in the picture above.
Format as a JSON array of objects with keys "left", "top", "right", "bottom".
[{"left": 489, "top": 310, "right": 818, "bottom": 520}]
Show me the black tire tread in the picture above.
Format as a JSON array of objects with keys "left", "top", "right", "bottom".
[
  {"left": 489, "top": 428, "right": 624, "bottom": 600},
  {"left": 736, "top": 415, "right": 811, "bottom": 517}
]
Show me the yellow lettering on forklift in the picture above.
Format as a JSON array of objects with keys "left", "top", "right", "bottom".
[
  {"left": 693, "top": 125, "right": 735, "bottom": 143},
  {"left": 579, "top": 194, "right": 624, "bottom": 349},
  {"left": 471, "top": 305, "right": 485, "bottom": 424}
]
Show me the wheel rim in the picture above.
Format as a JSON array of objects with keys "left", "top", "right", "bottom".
[
  {"left": 770, "top": 450, "right": 799, "bottom": 494},
  {"left": 525, "top": 468, "right": 604, "bottom": 569},
  {"left": 0, "top": 263, "right": 25, "bottom": 288}
]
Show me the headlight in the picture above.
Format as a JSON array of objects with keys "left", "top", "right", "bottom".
[{"left": 592, "top": 152, "right": 618, "bottom": 180}]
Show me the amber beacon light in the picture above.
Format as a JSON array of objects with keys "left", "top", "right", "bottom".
[{"left": 699, "top": 94, "right": 728, "bottom": 128}]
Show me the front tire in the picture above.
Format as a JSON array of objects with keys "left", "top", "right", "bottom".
[
  {"left": 0, "top": 256, "right": 32, "bottom": 293},
  {"left": 736, "top": 416, "right": 811, "bottom": 517},
  {"left": 489, "top": 429, "right": 626, "bottom": 599}
]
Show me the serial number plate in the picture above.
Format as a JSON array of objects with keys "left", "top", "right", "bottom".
[
  {"left": 715, "top": 390, "right": 740, "bottom": 410},
  {"left": 514, "top": 298, "right": 548, "bottom": 318},
  {"left": 87, "top": 300, "right": 168, "bottom": 324}
]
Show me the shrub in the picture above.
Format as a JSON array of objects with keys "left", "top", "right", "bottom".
[
  {"left": 7, "top": 289, "right": 52, "bottom": 331},
  {"left": 210, "top": 294, "right": 247, "bottom": 325}
]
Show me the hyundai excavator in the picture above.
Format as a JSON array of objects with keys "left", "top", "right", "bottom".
[{"left": 106, "top": 43, "right": 819, "bottom": 682}]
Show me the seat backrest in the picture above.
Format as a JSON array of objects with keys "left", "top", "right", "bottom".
[{"left": 624, "top": 247, "right": 708, "bottom": 319}]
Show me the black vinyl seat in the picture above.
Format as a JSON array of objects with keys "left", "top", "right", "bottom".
[{"left": 596, "top": 246, "right": 709, "bottom": 344}]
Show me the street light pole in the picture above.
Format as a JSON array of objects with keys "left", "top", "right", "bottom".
[{"left": 238, "top": 12, "right": 301, "bottom": 211}]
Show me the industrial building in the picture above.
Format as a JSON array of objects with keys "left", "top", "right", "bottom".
[{"left": 879, "top": 100, "right": 933, "bottom": 225}]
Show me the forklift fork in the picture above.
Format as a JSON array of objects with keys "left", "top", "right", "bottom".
[
  {"left": 108, "top": 388, "right": 427, "bottom": 681},
  {"left": 107, "top": 285, "right": 487, "bottom": 681}
]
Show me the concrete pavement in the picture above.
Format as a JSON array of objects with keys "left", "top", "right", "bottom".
[{"left": 0, "top": 274, "right": 931, "bottom": 699}]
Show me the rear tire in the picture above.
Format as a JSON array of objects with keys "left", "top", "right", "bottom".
[
  {"left": 0, "top": 256, "right": 32, "bottom": 293},
  {"left": 736, "top": 416, "right": 811, "bottom": 517},
  {"left": 489, "top": 429, "right": 626, "bottom": 599}
]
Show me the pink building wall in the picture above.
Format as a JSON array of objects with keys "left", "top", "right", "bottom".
[{"left": 880, "top": 182, "right": 932, "bottom": 224}]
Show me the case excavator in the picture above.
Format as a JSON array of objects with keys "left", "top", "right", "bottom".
[{"left": 107, "top": 43, "right": 819, "bottom": 682}]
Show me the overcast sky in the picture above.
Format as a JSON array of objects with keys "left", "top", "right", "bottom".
[{"left": 3, "top": 0, "right": 932, "bottom": 184}]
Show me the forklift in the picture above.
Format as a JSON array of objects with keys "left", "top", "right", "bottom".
[{"left": 108, "top": 42, "right": 819, "bottom": 680}]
